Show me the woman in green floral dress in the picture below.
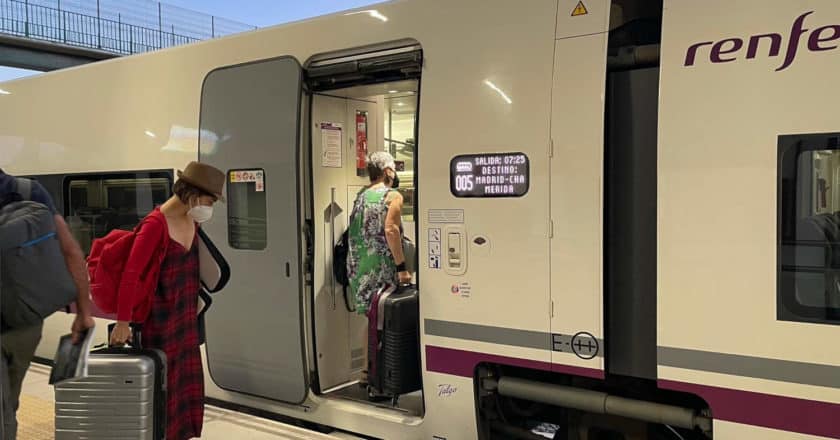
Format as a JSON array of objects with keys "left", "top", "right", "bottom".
[{"left": 346, "top": 151, "right": 412, "bottom": 314}]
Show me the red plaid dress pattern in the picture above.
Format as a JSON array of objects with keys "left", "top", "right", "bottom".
[{"left": 143, "top": 233, "right": 204, "bottom": 440}]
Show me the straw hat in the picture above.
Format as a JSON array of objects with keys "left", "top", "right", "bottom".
[{"left": 176, "top": 161, "right": 225, "bottom": 201}]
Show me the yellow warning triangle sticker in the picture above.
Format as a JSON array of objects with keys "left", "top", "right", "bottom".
[{"left": 571, "top": 1, "right": 588, "bottom": 16}]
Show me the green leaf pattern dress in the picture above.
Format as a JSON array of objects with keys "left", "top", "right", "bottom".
[{"left": 347, "top": 186, "right": 396, "bottom": 314}]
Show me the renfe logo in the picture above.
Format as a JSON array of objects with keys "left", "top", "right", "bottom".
[{"left": 685, "top": 11, "right": 840, "bottom": 71}]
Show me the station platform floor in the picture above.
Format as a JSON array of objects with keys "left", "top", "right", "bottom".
[{"left": 16, "top": 362, "right": 358, "bottom": 440}]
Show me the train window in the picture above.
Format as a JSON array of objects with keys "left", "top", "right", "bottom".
[
  {"left": 64, "top": 171, "right": 172, "bottom": 255},
  {"left": 778, "top": 133, "right": 840, "bottom": 324},
  {"left": 227, "top": 169, "right": 267, "bottom": 250},
  {"left": 19, "top": 174, "right": 64, "bottom": 215}
]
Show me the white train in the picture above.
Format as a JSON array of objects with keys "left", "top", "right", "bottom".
[{"left": 2, "top": 0, "right": 839, "bottom": 438}]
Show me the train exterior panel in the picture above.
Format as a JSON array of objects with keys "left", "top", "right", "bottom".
[
  {"left": 658, "top": 2, "right": 840, "bottom": 439},
  {"left": 1, "top": 0, "right": 838, "bottom": 438}
]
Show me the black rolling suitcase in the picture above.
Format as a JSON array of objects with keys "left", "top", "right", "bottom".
[
  {"left": 54, "top": 326, "right": 167, "bottom": 440},
  {"left": 367, "top": 284, "right": 421, "bottom": 399}
]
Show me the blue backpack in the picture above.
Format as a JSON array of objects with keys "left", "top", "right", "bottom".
[{"left": 0, "top": 178, "right": 76, "bottom": 329}]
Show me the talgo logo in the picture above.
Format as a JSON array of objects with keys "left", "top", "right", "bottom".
[{"left": 684, "top": 11, "right": 840, "bottom": 71}]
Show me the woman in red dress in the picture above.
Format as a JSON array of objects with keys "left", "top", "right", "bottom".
[{"left": 110, "top": 161, "right": 225, "bottom": 440}]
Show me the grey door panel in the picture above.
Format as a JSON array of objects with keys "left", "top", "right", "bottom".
[{"left": 199, "top": 56, "right": 308, "bottom": 404}]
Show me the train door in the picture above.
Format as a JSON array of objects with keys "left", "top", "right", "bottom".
[
  {"left": 310, "top": 85, "right": 420, "bottom": 396},
  {"left": 309, "top": 92, "right": 380, "bottom": 393},
  {"left": 305, "top": 42, "right": 423, "bottom": 413},
  {"left": 549, "top": 2, "right": 611, "bottom": 377},
  {"left": 198, "top": 57, "right": 308, "bottom": 404}
]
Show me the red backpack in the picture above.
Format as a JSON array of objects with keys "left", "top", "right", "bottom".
[{"left": 87, "top": 211, "right": 168, "bottom": 321}]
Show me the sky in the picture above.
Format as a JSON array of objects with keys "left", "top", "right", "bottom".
[
  {"left": 0, "top": 0, "right": 381, "bottom": 82},
  {"left": 164, "top": 0, "right": 382, "bottom": 27}
]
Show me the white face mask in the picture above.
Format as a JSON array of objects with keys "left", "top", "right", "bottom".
[{"left": 188, "top": 204, "right": 213, "bottom": 224}]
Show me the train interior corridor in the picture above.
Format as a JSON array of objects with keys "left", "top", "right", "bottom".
[{"left": 308, "top": 78, "right": 423, "bottom": 416}]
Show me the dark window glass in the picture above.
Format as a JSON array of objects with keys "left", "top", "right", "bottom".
[
  {"left": 227, "top": 169, "right": 267, "bottom": 250},
  {"left": 778, "top": 133, "right": 840, "bottom": 324},
  {"left": 63, "top": 171, "right": 172, "bottom": 255}
]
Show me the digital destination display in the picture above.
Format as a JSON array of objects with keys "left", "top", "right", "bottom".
[{"left": 450, "top": 153, "right": 529, "bottom": 198}]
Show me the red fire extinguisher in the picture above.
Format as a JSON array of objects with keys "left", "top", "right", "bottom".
[{"left": 356, "top": 111, "right": 368, "bottom": 177}]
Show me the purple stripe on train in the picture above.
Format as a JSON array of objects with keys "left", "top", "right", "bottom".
[
  {"left": 684, "top": 11, "right": 840, "bottom": 72},
  {"left": 426, "top": 345, "right": 840, "bottom": 439},
  {"left": 660, "top": 379, "right": 840, "bottom": 439},
  {"left": 424, "top": 345, "right": 604, "bottom": 381}
]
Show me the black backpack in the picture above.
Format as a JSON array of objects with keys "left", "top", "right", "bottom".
[{"left": 333, "top": 229, "right": 355, "bottom": 312}]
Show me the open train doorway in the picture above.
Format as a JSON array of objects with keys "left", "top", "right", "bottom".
[{"left": 305, "top": 42, "right": 424, "bottom": 416}]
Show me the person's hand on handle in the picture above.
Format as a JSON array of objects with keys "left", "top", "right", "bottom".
[
  {"left": 398, "top": 271, "right": 412, "bottom": 285},
  {"left": 109, "top": 321, "right": 133, "bottom": 346},
  {"left": 71, "top": 313, "right": 95, "bottom": 344}
]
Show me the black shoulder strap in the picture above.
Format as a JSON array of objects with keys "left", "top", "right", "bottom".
[
  {"left": 343, "top": 285, "right": 355, "bottom": 313},
  {"left": 15, "top": 177, "right": 32, "bottom": 201}
]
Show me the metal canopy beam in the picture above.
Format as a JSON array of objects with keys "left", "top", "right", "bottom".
[{"left": 0, "top": 34, "right": 117, "bottom": 71}]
